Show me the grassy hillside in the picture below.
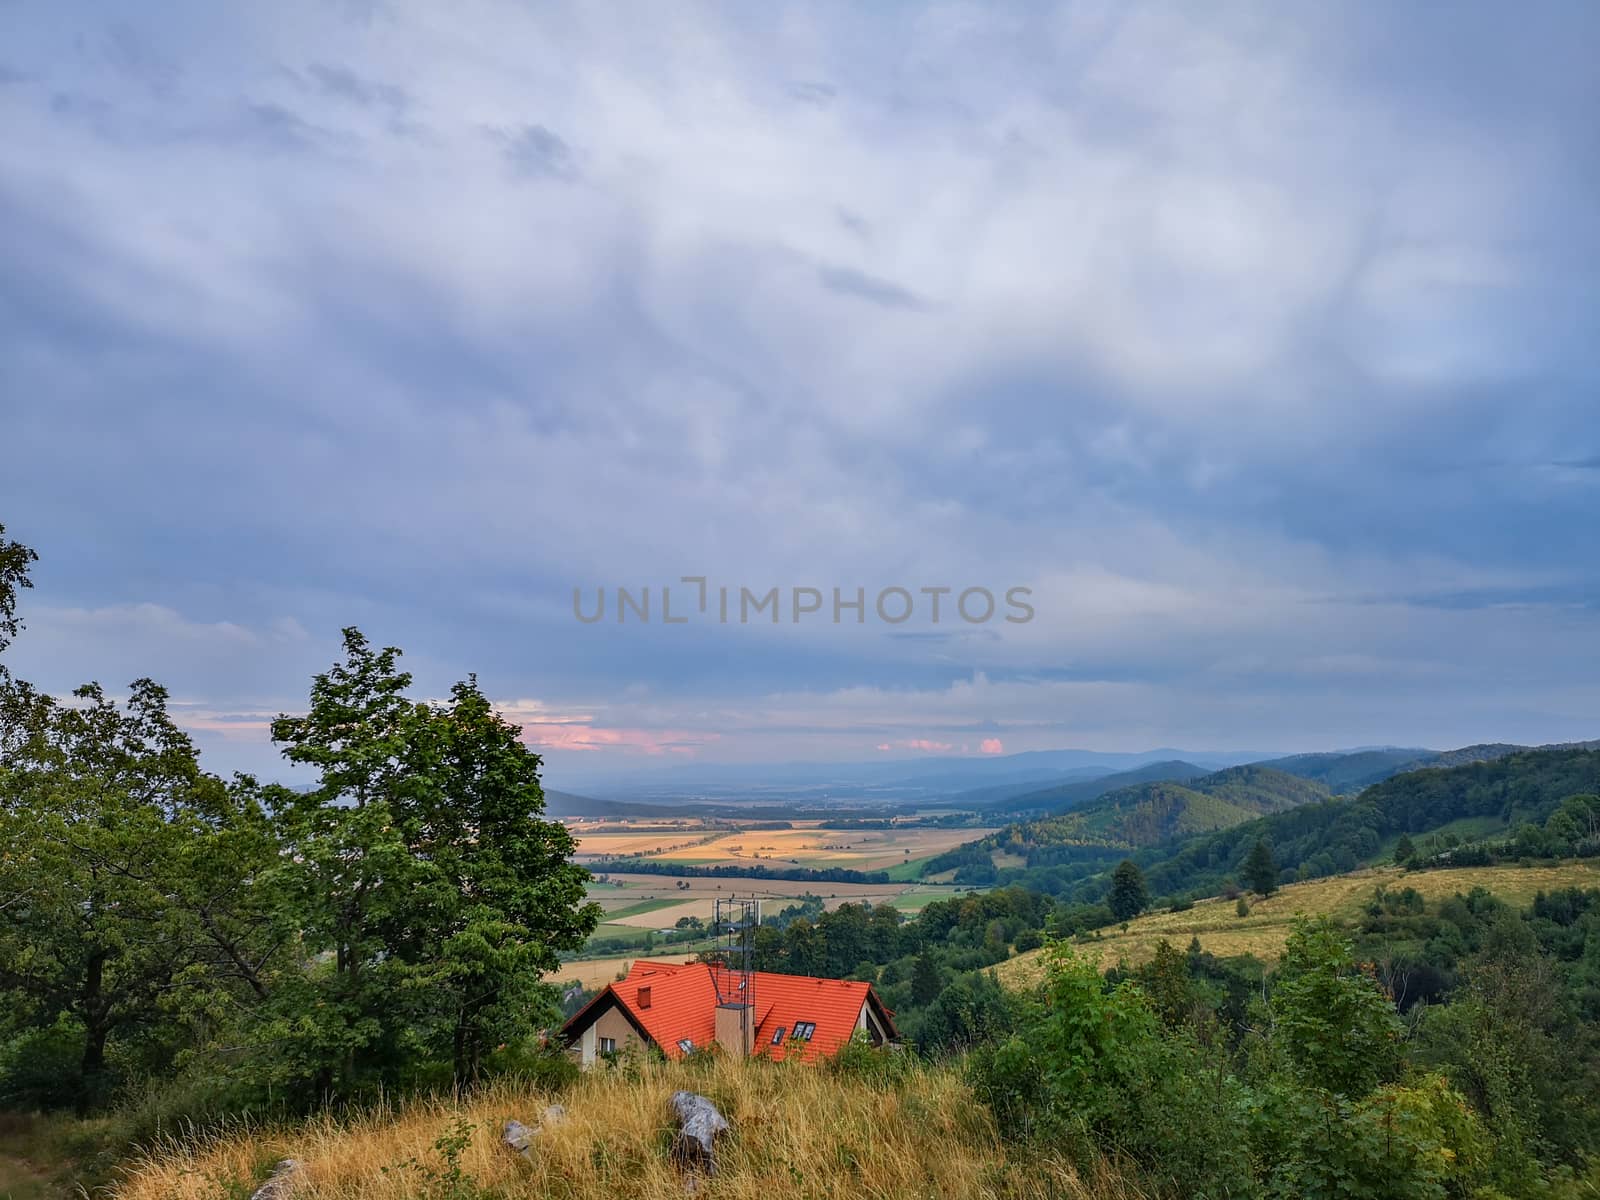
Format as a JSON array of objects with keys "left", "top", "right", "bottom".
[
  {"left": 112, "top": 1057, "right": 1138, "bottom": 1200},
  {"left": 997, "top": 858, "right": 1600, "bottom": 987}
]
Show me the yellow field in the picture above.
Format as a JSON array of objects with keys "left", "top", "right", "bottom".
[
  {"left": 572, "top": 832, "right": 721, "bottom": 857},
  {"left": 553, "top": 953, "right": 699, "bottom": 991},
  {"left": 997, "top": 860, "right": 1600, "bottom": 989},
  {"left": 571, "top": 820, "right": 995, "bottom": 873},
  {"left": 112, "top": 1056, "right": 1137, "bottom": 1200}
]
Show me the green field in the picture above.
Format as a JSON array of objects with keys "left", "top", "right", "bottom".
[{"left": 597, "top": 897, "right": 684, "bottom": 922}]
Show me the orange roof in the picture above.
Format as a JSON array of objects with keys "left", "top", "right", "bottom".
[{"left": 561, "top": 960, "right": 897, "bottom": 1063}]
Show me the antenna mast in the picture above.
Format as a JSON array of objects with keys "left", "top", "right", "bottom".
[{"left": 712, "top": 896, "right": 759, "bottom": 1051}]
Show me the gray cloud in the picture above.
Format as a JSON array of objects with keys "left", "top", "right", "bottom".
[
  {"left": 816, "top": 265, "right": 926, "bottom": 311},
  {"left": 788, "top": 80, "right": 835, "bottom": 106},
  {"left": 305, "top": 62, "right": 409, "bottom": 112},
  {"left": 492, "top": 122, "right": 576, "bottom": 180},
  {"left": 0, "top": 0, "right": 1596, "bottom": 778},
  {"left": 102, "top": 23, "right": 179, "bottom": 96}
]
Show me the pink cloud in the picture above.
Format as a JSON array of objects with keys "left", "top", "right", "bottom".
[
  {"left": 906, "top": 738, "right": 954, "bottom": 752},
  {"left": 875, "top": 743, "right": 892, "bottom": 751},
  {"left": 980, "top": 737, "right": 1004, "bottom": 755},
  {"left": 495, "top": 700, "right": 720, "bottom": 757},
  {"left": 171, "top": 709, "right": 278, "bottom": 742}
]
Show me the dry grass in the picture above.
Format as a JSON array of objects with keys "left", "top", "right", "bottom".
[
  {"left": 112, "top": 1057, "right": 1143, "bottom": 1200},
  {"left": 998, "top": 860, "right": 1600, "bottom": 988}
]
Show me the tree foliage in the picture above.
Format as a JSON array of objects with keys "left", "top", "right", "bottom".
[
  {"left": 1107, "top": 859, "right": 1149, "bottom": 921},
  {"left": 1244, "top": 838, "right": 1279, "bottom": 897},
  {"left": 0, "top": 594, "right": 599, "bottom": 1109},
  {"left": 0, "top": 521, "right": 37, "bottom": 659}
]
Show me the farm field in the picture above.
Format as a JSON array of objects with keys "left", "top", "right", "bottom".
[
  {"left": 996, "top": 859, "right": 1600, "bottom": 988},
  {"left": 570, "top": 819, "right": 996, "bottom": 874},
  {"left": 582, "top": 870, "right": 979, "bottom": 929},
  {"left": 553, "top": 952, "right": 700, "bottom": 991}
]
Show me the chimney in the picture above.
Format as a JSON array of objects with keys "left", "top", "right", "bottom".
[
  {"left": 714, "top": 1002, "right": 753, "bottom": 1057},
  {"left": 638, "top": 986, "right": 652, "bottom": 1010}
]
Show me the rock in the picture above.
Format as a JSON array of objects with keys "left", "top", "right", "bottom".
[
  {"left": 249, "top": 1159, "right": 301, "bottom": 1200},
  {"left": 502, "top": 1120, "right": 536, "bottom": 1157},
  {"left": 669, "top": 1090, "right": 730, "bottom": 1175},
  {"left": 503, "top": 1105, "right": 567, "bottom": 1157}
]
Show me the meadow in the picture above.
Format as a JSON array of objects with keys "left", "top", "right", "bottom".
[
  {"left": 109, "top": 1055, "right": 1136, "bottom": 1200},
  {"left": 997, "top": 859, "right": 1600, "bottom": 987}
]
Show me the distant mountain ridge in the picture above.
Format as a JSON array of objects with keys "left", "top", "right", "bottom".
[
  {"left": 1258, "top": 749, "right": 1435, "bottom": 794},
  {"left": 937, "top": 760, "right": 1208, "bottom": 814},
  {"left": 1255, "top": 740, "right": 1600, "bottom": 794}
]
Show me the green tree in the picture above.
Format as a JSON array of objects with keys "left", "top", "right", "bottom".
[
  {"left": 398, "top": 677, "right": 599, "bottom": 1085},
  {"left": 782, "top": 918, "right": 826, "bottom": 976},
  {"left": 915, "top": 969, "right": 1012, "bottom": 1053},
  {"left": 1393, "top": 833, "right": 1416, "bottom": 865},
  {"left": 1107, "top": 859, "right": 1149, "bottom": 922},
  {"left": 1135, "top": 939, "right": 1204, "bottom": 1031},
  {"left": 0, "top": 678, "right": 258, "bottom": 1109},
  {"left": 910, "top": 949, "right": 943, "bottom": 1006},
  {"left": 1243, "top": 838, "right": 1278, "bottom": 897},
  {"left": 1270, "top": 917, "right": 1401, "bottom": 1097},
  {"left": 1414, "top": 911, "right": 1600, "bottom": 1180},
  {"left": 264, "top": 630, "right": 600, "bottom": 1094},
  {"left": 0, "top": 521, "right": 38, "bottom": 660}
]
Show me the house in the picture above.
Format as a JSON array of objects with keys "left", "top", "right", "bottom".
[{"left": 560, "top": 959, "right": 898, "bottom": 1066}]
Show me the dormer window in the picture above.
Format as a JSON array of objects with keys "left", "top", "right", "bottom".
[
  {"left": 791, "top": 1021, "right": 815, "bottom": 1041},
  {"left": 771, "top": 1026, "right": 786, "bottom": 1045},
  {"left": 677, "top": 1038, "right": 694, "bottom": 1053}
]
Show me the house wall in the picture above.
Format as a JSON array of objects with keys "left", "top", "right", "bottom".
[
  {"left": 857, "top": 1001, "right": 891, "bottom": 1044},
  {"left": 573, "top": 1001, "right": 649, "bottom": 1066}
]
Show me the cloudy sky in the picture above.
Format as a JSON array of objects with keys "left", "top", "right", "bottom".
[{"left": 2, "top": 1, "right": 1597, "bottom": 786}]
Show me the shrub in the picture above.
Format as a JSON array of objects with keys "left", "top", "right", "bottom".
[
  {"left": 483, "top": 1040, "right": 581, "bottom": 1093},
  {"left": 0, "top": 1018, "right": 87, "bottom": 1110},
  {"left": 1013, "top": 928, "right": 1045, "bottom": 953},
  {"left": 1235, "top": 897, "right": 1250, "bottom": 918},
  {"left": 1271, "top": 918, "right": 1401, "bottom": 1098},
  {"left": 970, "top": 946, "right": 1254, "bottom": 1198},
  {"left": 1248, "top": 1073, "right": 1489, "bottom": 1200},
  {"left": 828, "top": 1032, "right": 915, "bottom": 1088}
]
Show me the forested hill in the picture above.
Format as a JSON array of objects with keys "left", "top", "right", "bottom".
[
  {"left": 1259, "top": 741, "right": 1600, "bottom": 795},
  {"left": 1257, "top": 748, "right": 1433, "bottom": 794},
  {"left": 923, "top": 765, "right": 1328, "bottom": 881},
  {"left": 1115, "top": 745, "right": 1600, "bottom": 904},
  {"left": 983, "top": 758, "right": 1208, "bottom": 813}
]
